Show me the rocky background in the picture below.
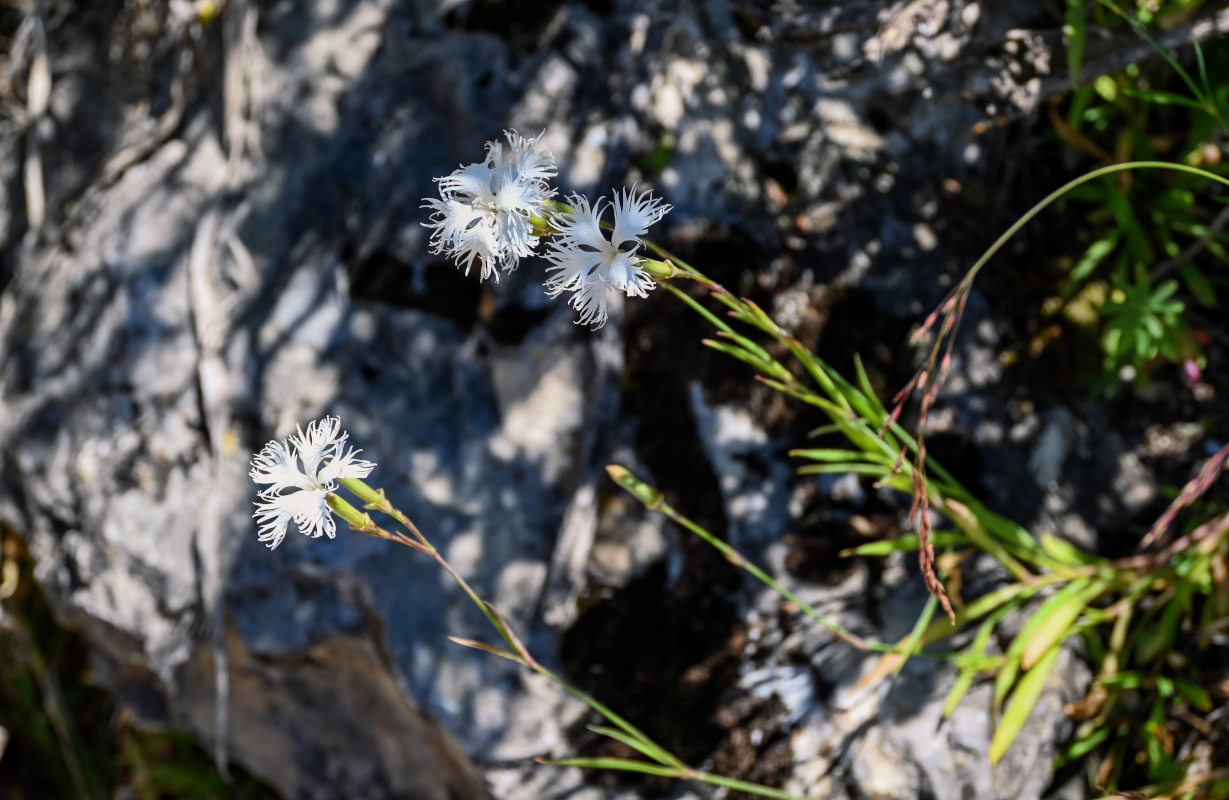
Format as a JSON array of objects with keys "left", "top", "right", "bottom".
[{"left": 0, "top": 1, "right": 1226, "bottom": 798}]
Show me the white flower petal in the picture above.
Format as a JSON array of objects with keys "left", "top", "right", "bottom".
[
  {"left": 605, "top": 251, "right": 655, "bottom": 297},
  {"left": 567, "top": 279, "right": 612, "bottom": 328},
  {"left": 505, "top": 130, "right": 557, "bottom": 187},
  {"left": 544, "top": 250, "right": 605, "bottom": 296},
  {"left": 493, "top": 203, "right": 538, "bottom": 264},
  {"left": 254, "top": 494, "right": 295, "bottom": 549},
  {"left": 249, "top": 439, "right": 314, "bottom": 493},
  {"left": 437, "top": 161, "right": 496, "bottom": 202},
  {"left": 422, "top": 130, "right": 557, "bottom": 280},
  {"left": 249, "top": 416, "right": 375, "bottom": 548},
  {"left": 291, "top": 416, "right": 344, "bottom": 479},
  {"left": 552, "top": 194, "right": 609, "bottom": 252},
  {"left": 318, "top": 445, "right": 376, "bottom": 484},
  {"left": 611, "top": 186, "right": 671, "bottom": 250},
  {"left": 283, "top": 488, "right": 334, "bottom": 540},
  {"left": 542, "top": 188, "right": 669, "bottom": 328}
]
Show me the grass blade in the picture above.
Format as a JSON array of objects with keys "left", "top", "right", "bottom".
[
  {"left": 1020, "top": 579, "right": 1108, "bottom": 671},
  {"left": 990, "top": 644, "right": 1062, "bottom": 763},
  {"left": 943, "top": 601, "right": 1017, "bottom": 717},
  {"left": 541, "top": 757, "right": 681, "bottom": 778},
  {"left": 447, "top": 637, "right": 521, "bottom": 663},
  {"left": 586, "top": 725, "right": 675, "bottom": 764}
]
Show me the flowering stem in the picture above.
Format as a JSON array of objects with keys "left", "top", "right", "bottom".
[
  {"left": 339, "top": 477, "right": 434, "bottom": 552},
  {"left": 327, "top": 493, "right": 430, "bottom": 553},
  {"left": 605, "top": 464, "right": 885, "bottom": 652},
  {"left": 329, "top": 481, "right": 784, "bottom": 792},
  {"left": 333, "top": 480, "right": 533, "bottom": 664},
  {"left": 430, "top": 549, "right": 535, "bottom": 666}
]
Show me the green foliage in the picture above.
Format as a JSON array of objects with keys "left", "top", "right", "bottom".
[
  {"left": 1100, "top": 265, "right": 1189, "bottom": 370},
  {"left": 1056, "top": 507, "right": 1229, "bottom": 792},
  {"left": 1058, "top": 1, "right": 1229, "bottom": 391},
  {"left": 617, "top": 155, "right": 1229, "bottom": 796},
  {"left": 0, "top": 527, "right": 279, "bottom": 800}
]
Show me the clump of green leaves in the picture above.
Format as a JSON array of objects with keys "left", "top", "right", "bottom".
[
  {"left": 1099, "top": 264, "right": 1189, "bottom": 373},
  {"left": 1059, "top": 0, "right": 1229, "bottom": 392},
  {"left": 1058, "top": 502, "right": 1229, "bottom": 793},
  {"left": 0, "top": 526, "right": 278, "bottom": 800}
]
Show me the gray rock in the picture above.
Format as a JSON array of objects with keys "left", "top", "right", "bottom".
[{"left": 0, "top": 0, "right": 1189, "bottom": 798}]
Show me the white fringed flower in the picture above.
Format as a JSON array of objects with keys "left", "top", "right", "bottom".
[
  {"left": 544, "top": 187, "right": 671, "bottom": 328},
  {"left": 422, "top": 130, "right": 557, "bottom": 281},
  {"left": 249, "top": 416, "right": 375, "bottom": 549}
]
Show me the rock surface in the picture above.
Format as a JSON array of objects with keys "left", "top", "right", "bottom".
[{"left": 0, "top": 0, "right": 1199, "bottom": 798}]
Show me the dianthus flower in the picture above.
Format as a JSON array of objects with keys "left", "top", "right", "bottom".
[
  {"left": 422, "top": 130, "right": 557, "bottom": 281},
  {"left": 249, "top": 416, "right": 375, "bottom": 549},
  {"left": 544, "top": 187, "right": 671, "bottom": 328}
]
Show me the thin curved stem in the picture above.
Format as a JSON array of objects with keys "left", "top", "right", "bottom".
[{"left": 962, "top": 161, "right": 1229, "bottom": 290}]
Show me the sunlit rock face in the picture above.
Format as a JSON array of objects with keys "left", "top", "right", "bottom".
[{"left": 0, "top": 0, "right": 1165, "bottom": 797}]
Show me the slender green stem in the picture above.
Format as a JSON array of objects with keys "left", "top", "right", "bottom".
[
  {"left": 962, "top": 162, "right": 1229, "bottom": 291},
  {"left": 530, "top": 664, "right": 686, "bottom": 770},
  {"left": 334, "top": 482, "right": 807, "bottom": 792},
  {"left": 688, "top": 770, "right": 811, "bottom": 799},
  {"left": 606, "top": 464, "right": 895, "bottom": 652},
  {"left": 541, "top": 760, "right": 809, "bottom": 799},
  {"left": 328, "top": 491, "right": 526, "bottom": 661}
]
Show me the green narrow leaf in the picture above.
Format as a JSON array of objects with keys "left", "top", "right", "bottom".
[
  {"left": 745, "top": 298, "right": 785, "bottom": 335},
  {"left": 1178, "top": 263, "right": 1217, "bottom": 306},
  {"left": 840, "top": 530, "right": 967, "bottom": 557},
  {"left": 853, "top": 354, "right": 890, "bottom": 420},
  {"left": 1095, "top": 0, "right": 1204, "bottom": 103},
  {"left": 1103, "top": 180, "right": 1151, "bottom": 263},
  {"left": 1120, "top": 87, "right": 1209, "bottom": 112},
  {"left": 993, "top": 651, "right": 1021, "bottom": 711},
  {"left": 1151, "top": 279, "right": 1179, "bottom": 303},
  {"left": 790, "top": 448, "right": 891, "bottom": 463},
  {"left": 941, "top": 666, "right": 979, "bottom": 720},
  {"left": 1064, "top": 0, "right": 1086, "bottom": 88},
  {"left": 689, "top": 770, "right": 812, "bottom": 800},
  {"left": 1194, "top": 40, "right": 1210, "bottom": 98},
  {"left": 1057, "top": 724, "right": 1111, "bottom": 766},
  {"left": 891, "top": 594, "right": 939, "bottom": 679},
  {"left": 995, "top": 578, "right": 1091, "bottom": 707},
  {"left": 587, "top": 726, "right": 675, "bottom": 764},
  {"left": 662, "top": 282, "right": 736, "bottom": 337},
  {"left": 447, "top": 636, "right": 521, "bottom": 663},
  {"left": 945, "top": 500, "right": 1040, "bottom": 582},
  {"left": 542, "top": 757, "right": 681, "bottom": 778},
  {"left": 713, "top": 328, "right": 782, "bottom": 373},
  {"left": 1039, "top": 532, "right": 1102, "bottom": 566},
  {"left": 1068, "top": 234, "right": 1118, "bottom": 288},
  {"left": 969, "top": 505, "right": 1052, "bottom": 565},
  {"left": 840, "top": 355, "right": 888, "bottom": 426},
  {"left": 1173, "top": 676, "right": 1212, "bottom": 711},
  {"left": 796, "top": 463, "right": 891, "bottom": 477},
  {"left": 943, "top": 601, "right": 1016, "bottom": 717},
  {"left": 701, "top": 339, "right": 791, "bottom": 381},
  {"left": 990, "top": 643, "right": 1061, "bottom": 763},
  {"left": 1192, "top": 40, "right": 1229, "bottom": 126},
  {"left": 1019, "top": 579, "right": 1106, "bottom": 671}
]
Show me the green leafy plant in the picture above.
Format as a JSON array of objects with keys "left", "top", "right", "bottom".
[
  {"left": 1057, "top": 0, "right": 1229, "bottom": 391},
  {"left": 602, "top": 160, "right": 1229, "bottom": 795},
  {"left": 1100, "top": 264, "right": 1190, "bottom": 370}
]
